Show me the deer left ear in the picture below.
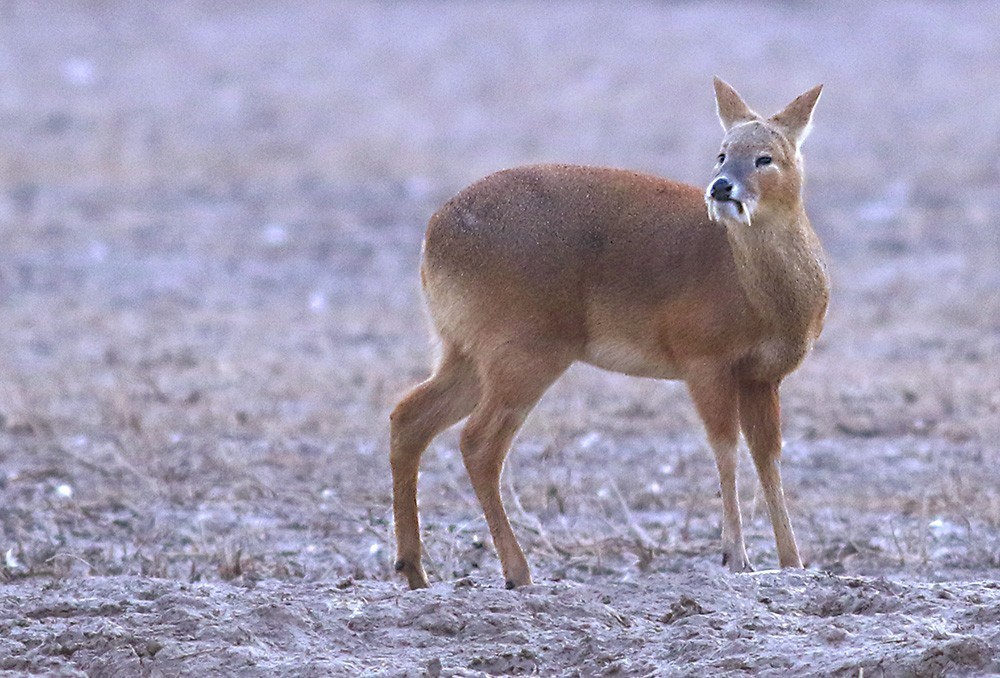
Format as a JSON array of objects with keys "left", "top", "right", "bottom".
[{"left": 769, "top": 85, "right": 823, "bottom": 150}]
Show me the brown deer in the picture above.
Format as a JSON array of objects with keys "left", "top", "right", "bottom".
[{"left": 390, "top": 78, "right": 828, "bottom": 589}]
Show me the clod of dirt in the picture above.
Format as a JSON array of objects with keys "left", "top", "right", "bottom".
[{"left": 659, "top": 595, "right": 710, "bottom": 624}]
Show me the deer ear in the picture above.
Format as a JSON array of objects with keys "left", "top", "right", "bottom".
[
  {"left": 769, "top": 85, "right": 823, "bottom": 149},
  {"left": 714, "top": 77, "right": 758, "bottom": 131}
]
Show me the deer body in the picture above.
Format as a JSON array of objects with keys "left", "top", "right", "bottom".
[{"left": 391, "top": 79, "right": 828, "bottom": 589}]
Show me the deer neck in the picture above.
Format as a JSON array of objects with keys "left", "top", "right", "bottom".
[{"left": 724, "top": 206, "right": 828, "bottom": 334}]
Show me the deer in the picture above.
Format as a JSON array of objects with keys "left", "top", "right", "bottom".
[{"left": 389, "top": 78, "right": 829, "bottom": 590}]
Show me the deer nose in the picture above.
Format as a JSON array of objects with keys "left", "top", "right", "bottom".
[{"left": 710, "top": 177, "right": 733, "bottom": 201}]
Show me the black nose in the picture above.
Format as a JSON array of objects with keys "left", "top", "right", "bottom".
[
  {"left": 710, "top": 177, "right": 733, "bottom": 200},
  {"left": 710, "top": 177, "right": 733, "bottom": 201}
]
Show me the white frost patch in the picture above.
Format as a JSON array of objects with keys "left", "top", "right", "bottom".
[
  {"left": 434, "top": 446, "right": 456, "bottom": 462},
  {"left": 5, "top": 548, "right": 21, "bottom": 569},
  {"left": 55, "top": 484, "right": 74, "bottom": 499},
  {"left": 928, "top": 517, "right": 964, "bottom": 539},
  {"left": 368, "top": 542, "right": 381, "bottom": 556},
  {"left": 62, "top": 58, "right": 95, "bottom": 86},
  {"left": 578, "top": 432, "right": 602, "bottom": 450},
  {"left": 355, "top": 440, "right": 377, "bottom": 457},
  {"left": 262, "top": 223, "right": 288, "bottom": 246},
  {"left": 308, "top": 290, "right": 327, "bottom": 312},
  {"left": 89, "top": 241, "right": 108, "bottom": 262},
  {"left": 404, "top": 176, "right": 434, "bottom": 200},
  {"left": 746, "top": 568, "right": 783, "bottom": 577}
]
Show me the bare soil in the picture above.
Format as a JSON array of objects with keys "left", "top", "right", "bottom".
[{"left": 1, "top": 2, "right": 999, "bottom": 675}]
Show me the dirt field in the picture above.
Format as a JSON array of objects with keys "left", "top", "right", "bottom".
[{"left": 1, "top": 1, "right": 999, "bottom": 675}]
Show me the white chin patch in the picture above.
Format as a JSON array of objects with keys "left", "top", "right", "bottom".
[{"left": 707, "top": 198, "right": 754, "bottom": 227}]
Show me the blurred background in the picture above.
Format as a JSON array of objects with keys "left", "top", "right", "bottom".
[{"left": 0, "top": 2, "right": 998, "bottom": 584}]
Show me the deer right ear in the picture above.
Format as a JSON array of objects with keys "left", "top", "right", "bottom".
[
  {"left": 769, "top": 84, "right": 823, "bottom": 150},
  {"left": 713, "top": 77, "right": 758, "bottom": 131}
]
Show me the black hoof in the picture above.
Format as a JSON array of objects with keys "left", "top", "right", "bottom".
[
  {"left": 721, "top": 552, "right": 729, "bottom": 567},
  {"left": 394, "top": 560, "right": 406, "bottom": 572},
  {"left": 505, "top": 579, "right": 516, "bottom": 590}
]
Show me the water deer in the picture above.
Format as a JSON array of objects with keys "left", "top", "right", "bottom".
[{"left": 390, "top": 78, "right": 829, "bottom": 589}]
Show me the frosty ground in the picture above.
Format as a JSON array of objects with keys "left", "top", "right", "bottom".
[{"left": 1, "top": 2, "right": 999, "bottom": 675}]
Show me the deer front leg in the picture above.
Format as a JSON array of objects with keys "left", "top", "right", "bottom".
[
  {"left": 738, "top": 379, "right": 803, "bottom": 568},
  {"left": 711, "top": 436, "right": 753, "bottom": 572},
  {"left": 687, "top": 367, "right": 752, "bottom": 572}
]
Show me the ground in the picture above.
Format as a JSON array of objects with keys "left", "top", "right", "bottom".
[{"left": 1, "top": 2, "right": 999, "bottom": 676}]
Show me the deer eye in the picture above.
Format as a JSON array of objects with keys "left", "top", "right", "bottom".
[
  {"left": 717, "top": 154, "right": 726, "bottom": 164},
  {"left": 755, "top": 155, "right": 772, "bottom": 168}
]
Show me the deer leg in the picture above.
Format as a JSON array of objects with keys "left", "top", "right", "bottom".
[
  {"left": 738, "top": 379, "right": 803, "bottom": 568},
  {"left": 460, "top": 345, "right": 570, "bottom": 589},
  {"left": 687, "top": 367, "right": 752, "bottom": 572},
  {"left": 390, "top": 345, "right": 480, "bottom": 589}
]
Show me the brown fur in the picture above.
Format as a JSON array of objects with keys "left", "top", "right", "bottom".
[{"left": 390, "top": 78, "right": 829, "bottom": 589}]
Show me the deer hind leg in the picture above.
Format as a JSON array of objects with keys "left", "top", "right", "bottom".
[
  {"left": 687, "top": 367, "right": 752, "bottom": 572},
  {"left": 738, "top": 379, "right": 803, "bottom": 568},
  {"left": 460, "top": 342, "right": 572, "bottom": 589},
  {"left": 390, "top": 344, "right": 481, "bottom": 589}
]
